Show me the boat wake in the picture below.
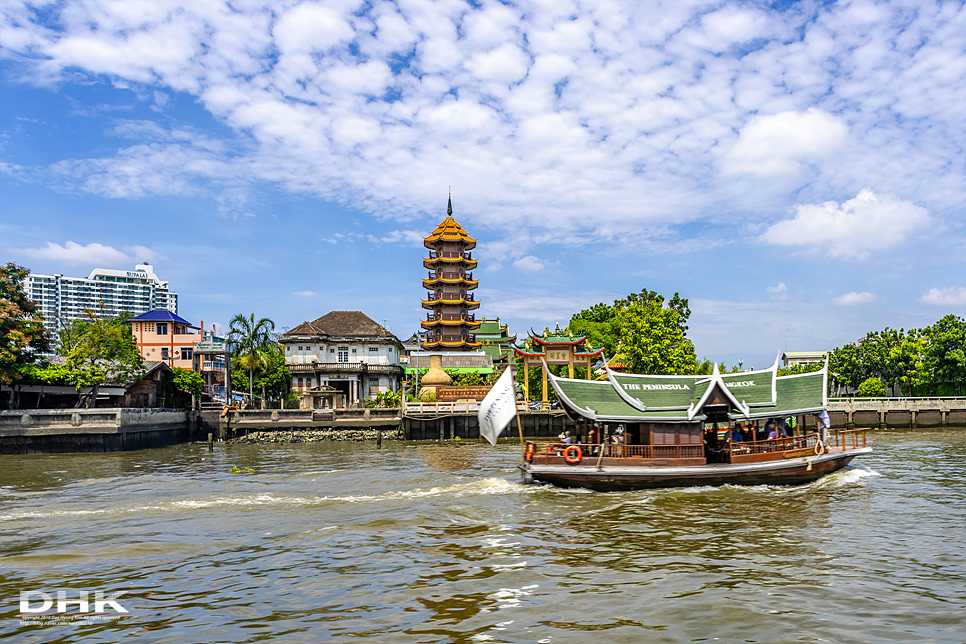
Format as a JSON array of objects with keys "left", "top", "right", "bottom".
[{"left": 0, "top": 477, "right": 530, "bottom": 522}]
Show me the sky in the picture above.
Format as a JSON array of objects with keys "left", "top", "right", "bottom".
[{"left": 1, "top": 0, "right": 964, "bottom": 369}]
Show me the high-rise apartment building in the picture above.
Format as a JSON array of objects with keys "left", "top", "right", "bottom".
[{"left": 26, "top": 263, "right": 178, "bottom": 339}]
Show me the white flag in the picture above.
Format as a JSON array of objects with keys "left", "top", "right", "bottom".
[{"left": 478, "top": 367, "right": 517, "bottom": 446}]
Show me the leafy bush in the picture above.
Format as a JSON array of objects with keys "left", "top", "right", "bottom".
[{"left": 856, "top": 377, "right": 887, "bottom": 397}]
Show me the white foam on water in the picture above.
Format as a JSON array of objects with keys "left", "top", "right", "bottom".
[
  {"left": 2, "top": 476, "right": 531, "bottom": 522},
  {"left": 0, "top": 508, "right": 109, "bottom": 521}
]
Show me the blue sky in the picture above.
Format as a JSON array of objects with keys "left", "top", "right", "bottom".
[{"left": 2, "top": 0, "right": 964, "bottom": 368}]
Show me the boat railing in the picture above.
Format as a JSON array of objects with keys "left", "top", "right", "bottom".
[
  {"left": 730, "top": 429, "right": 868, "bottom": 455},
  {"left": 525, "top": 441, "right": 703, "bottom": 462},
  {"left": 832, "top": 427, "right": 868, "bottom": 449},
  {"left": 729, "top": 434, "right": 819, "bottom": 456}
]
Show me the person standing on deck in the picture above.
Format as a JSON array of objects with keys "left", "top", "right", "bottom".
[{"left": 816, "top": 408, "right": 831, "bottom": 445}]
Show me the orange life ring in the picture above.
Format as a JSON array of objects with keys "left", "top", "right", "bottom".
[
  {"left": 525, "top": 444, "right": 534, "bottom": 463},
  {"left": 563, "top": 445, "right": 583, "bottom": 465}
]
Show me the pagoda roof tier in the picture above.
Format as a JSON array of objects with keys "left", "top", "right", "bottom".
[
  {"left": 422, "top": 296, "right": 480, "bottom": 310},
  {"left": 422, "top": 277, "right": 479, "bottom": 288},
  {"left": 476, "top": 333, "right": 517, "bottom": 343},
  {"left": 423, "top": 216, "right": 477, "bottom": 250},
  {"left": 422, "top": 338, "right": 483, "bottom": 349},
  {"left": 421, "top": 318, "right": 483, "bottom": 330},
  {"left": 423, "top": 256, "right": 478, "bottom": 269}
]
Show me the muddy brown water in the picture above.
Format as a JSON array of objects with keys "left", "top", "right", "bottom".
[{"left": 1, "top": 429, "right": 964, "bottom": 643}]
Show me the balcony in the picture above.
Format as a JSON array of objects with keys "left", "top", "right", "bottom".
[
  {"left": 427, "top": 251, "right": 472, "bottom": 260},
  {"left": 426, "top": 293, "right": 475, "bottom": 302},
  {"left": 426, "top": 314, "right": 476, "bottom": 322},
  {"left": 425, "top": 271, "right": 474, "bottom": 280},
  {"left": 288, "top": 362, "right": 404, "bottom": 375}
]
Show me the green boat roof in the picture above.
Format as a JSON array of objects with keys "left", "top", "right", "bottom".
[
  {"left": 731, "top": 370, "right": 827, "bottom": 419},
  {"left": 552, "top": 376, "right": 706, "bottom": 422},
  {"left": 549, "top": 355, "right": 826, "bottom": 423}
]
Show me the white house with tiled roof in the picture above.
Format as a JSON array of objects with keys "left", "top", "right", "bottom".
[{"left": 281, "top": 311, "right": 404, "bottom": 406}]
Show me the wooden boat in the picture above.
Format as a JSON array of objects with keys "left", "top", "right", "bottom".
[{"left": 519, "top": 358, "right": 872, "bottom": 491}]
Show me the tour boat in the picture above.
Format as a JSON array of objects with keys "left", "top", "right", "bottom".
[{"left": 519, "top": 358, "right": 872, "bottom": 491}]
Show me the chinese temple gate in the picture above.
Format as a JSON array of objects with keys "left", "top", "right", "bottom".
[
  {"left": 420, "top": 197, "right": 482, "bottom": 351},
  {"left": 514, "top": 326, "right": 605, "bottom": 408}
]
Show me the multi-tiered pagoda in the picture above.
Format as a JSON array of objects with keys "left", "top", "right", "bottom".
[{"left": 421, "top": 198, "right": 482, "bottom": 350}]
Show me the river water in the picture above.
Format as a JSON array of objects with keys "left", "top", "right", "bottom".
[{"left": 1, "top": 429, "right": 964, "bottom": 643}]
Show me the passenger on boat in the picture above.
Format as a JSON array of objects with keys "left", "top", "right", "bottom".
[
  {"left": 767, "top": 419, "right": 787, "bottom": 440},
  {"left": 730, "top": 427, "right": 744, "bottom": 442},
  {"left": 559, "top": 430, "right": 572, "bottom": 445},
  {"left": 816, "top": 408, "right": 831, "bottom": 444}
]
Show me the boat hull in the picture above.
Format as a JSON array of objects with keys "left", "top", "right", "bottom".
[{"left": 519, "top": 447, "right": 872, "bottom": 491}]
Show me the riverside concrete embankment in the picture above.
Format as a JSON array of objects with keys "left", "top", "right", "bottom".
[
  {"left": 827, "top": 397, "right": 966, "bottom": 429},
  {"left": 219, "top": 407, "right": 576, "bottom": 441},
  {"left": 0, "top": 408, "right": 196, "bottom": 454}
]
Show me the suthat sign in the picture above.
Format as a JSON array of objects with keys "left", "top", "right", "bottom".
[{"left": 545, "top": 349, "right": 570, "bottom": 365}]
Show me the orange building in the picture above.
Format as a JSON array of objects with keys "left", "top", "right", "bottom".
[
  {"left": 128, "top": 309, "right": 203, "bottom": 370},
  {"left": 420, "top": 197, "right": 483, "bottom": 350}
]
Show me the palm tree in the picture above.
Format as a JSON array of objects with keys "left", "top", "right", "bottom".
[{"left": 228, "top": 313, "right": 276, "bottom": 407}]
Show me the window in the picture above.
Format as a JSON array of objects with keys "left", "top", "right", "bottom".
[
  {"left": 161, "top": 348, "right": 169, "bottom": 360},
  {"left": 181, "top": 348, "right": 192, "bottom": 361},
  {"left": 369, "top": 347, "right": 378, "bottom": 354},
  {"left": 352, "top": 348, "right": 357, "bottom": 354},
  {"left": 338, "top": 347, "right": 348, "bottom": 363},
  {"left": 157, "top": 323, "right": 168, "bottom": 335},
  {"left": 368, "top": 377, "right": 379, "bottom": 386}
]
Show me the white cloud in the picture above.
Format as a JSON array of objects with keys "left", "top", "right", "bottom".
[
  {"left": 292, "top": 290, "right": 316, "bottom": 297},
  {"left": 10, "top": 241, "right": 162, "bottom": 266},
  {"left": 760, "top": 190, "right": 931, "bottom": 259},
  {"left": 513, "top": 256, "right": 545, "bottom": 272},
  {"left": 724, "top": 109, "right": 849, "bottom": 176},
  {"left": 919, "top": 287, "right": 966, "bottom": 305},
  {"left": 766, "top": 282, "right": 787, "bottom": 293},
  {"left": 833, "top": 291, "right": 878, "bottom": 306},
  {"left": 366, "top": 230, "right": 426, "bottom": 246},
  {"left": 0, "top": 0, "right": 962, "bottom": 243}
]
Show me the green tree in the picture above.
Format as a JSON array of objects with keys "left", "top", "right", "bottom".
[
  {"left": 172, "top": 367, "right": 204, "bottom": 397},
  {"left": 64, "top": 308, "right": 144, "bottom": 407},
  {"left": 778, "top": 362, "right": 823, "bottom": 377},
  {"left": 857, "top": 377, "right": 886, "bottom": 397},
  {"left": 228, "top": 313, "right": 277, "bottom": 404},
  {"left": 567, "top": 289, "right": 693, "bottom": 362},
  {"left": 1, "top": 263, "right": 51, "bottom": 408},
  {"left": 922, "top": 315, "right": 966, "bottom": 395},
  {"left": 617, "top": 296, "right": 698, "bottom": 375}
]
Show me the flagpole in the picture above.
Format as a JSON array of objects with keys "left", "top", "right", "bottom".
[{"left": 511, "top": 365, "right": 525, "bottom": 454}]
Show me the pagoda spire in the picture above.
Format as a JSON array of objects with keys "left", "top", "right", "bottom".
[{"left": 447, "top": 189, "right": 452, "bottom": 215}]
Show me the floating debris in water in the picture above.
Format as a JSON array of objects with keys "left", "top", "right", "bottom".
[{"left": 228, "top": 429, "right": 404, "bottom": 444}]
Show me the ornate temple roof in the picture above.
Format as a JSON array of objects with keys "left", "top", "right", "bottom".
[{"left": 423, "top": 198, "right": 477, "bottom": 248}]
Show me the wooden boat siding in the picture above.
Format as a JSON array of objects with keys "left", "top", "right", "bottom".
[{"left": 522, "top": 448, "right": 870, "bottom": 491}]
